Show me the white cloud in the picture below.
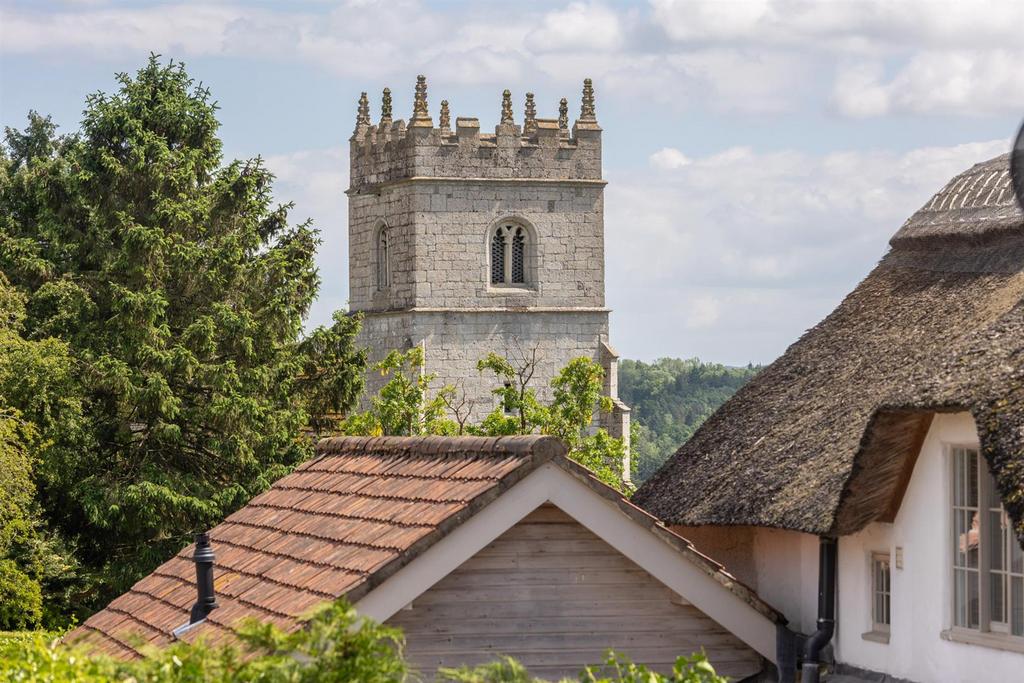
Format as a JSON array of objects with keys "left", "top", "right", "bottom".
[
  {"left": 526, "top": 2, "right": 624, "bottom": 52},
  {"left": 12, "top": 0, "right": 1024, "bottom": 117},
  {"left": 606, "top": 138, "right": 1010, "bottom": 362},
  {"left": 649, "top": 147, "right": 691, "bottom": 170},
  {"left": 834, "top": 50, "right": 1024, "bottom": 117}
]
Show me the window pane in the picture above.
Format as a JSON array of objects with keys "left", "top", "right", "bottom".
[
  {"left": 491, "top": 229, "right": 506, "bottom": 284},
  {"left": 969, "top": 569, "right": 980, "bottom": 628},
  {"left": 991, "top": 570, "right": 1005, "bottom": 624},
  {"left": 1013, "top": 576, "right": 1024, "bottom": 636}
]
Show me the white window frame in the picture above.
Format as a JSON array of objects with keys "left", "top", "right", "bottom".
[
  {"left": 871, "top": 552, "right": 891, "bottom": 634},
  {"left": 862, "top": 551, "right": 892, "bottom": 644},
  {"left": 946, "top": 444, "right": 1024, "bottom": 651}
]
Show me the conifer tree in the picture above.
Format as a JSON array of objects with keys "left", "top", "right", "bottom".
[{"left": 0, "top": 56, "right": 365, "bottom": 612}]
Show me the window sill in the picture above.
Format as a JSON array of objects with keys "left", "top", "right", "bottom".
[
  {"left": 861, "top": 630, "right": 890, "bottom": 644},
  {"left": 941, "top": 628, "right": 1024, "bottom": 654},
  {"left": 486, "top": 285, "right": 536, "bottom": 295}
]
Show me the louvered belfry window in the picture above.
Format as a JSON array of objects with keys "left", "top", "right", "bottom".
[
  {"left": 491, "top": 223, "right": 529, "bottom": 286},
  {"left": 511, "top": 227, "right": 526, "bottom": 284},
  {"left": 490, "top": 227, "right": 506, "bottom": 285}
]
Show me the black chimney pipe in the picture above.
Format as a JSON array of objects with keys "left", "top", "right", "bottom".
[
  {"left": 188, "top": 532, "right": 218, "bottom": 624},
  {"left": 801, "top": 536, "right": 837, "bottom": 683}
]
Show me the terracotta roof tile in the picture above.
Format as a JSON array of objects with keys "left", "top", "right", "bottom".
[{"left": 68, "top": 436, "right": 564, "bottom": 659}]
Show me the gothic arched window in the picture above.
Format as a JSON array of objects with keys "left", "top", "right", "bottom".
[
  {"left": 490, "top": 223, "right": 530, "bottom": 286},
  {"left": 376, "top": 226, "right": 391, "bottom": 290}
]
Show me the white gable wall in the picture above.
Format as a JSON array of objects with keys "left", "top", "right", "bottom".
[{"left": 834, "top": 411, "right": 1024, "bottom": 681}]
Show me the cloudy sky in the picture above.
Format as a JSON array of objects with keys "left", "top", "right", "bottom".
[{"left": 2, "top": 0, "right": 1022, "bottom": 365}]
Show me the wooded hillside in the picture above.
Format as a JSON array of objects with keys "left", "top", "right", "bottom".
[{"left": 621, "top": 359, "right": 760, "bottom": 483}]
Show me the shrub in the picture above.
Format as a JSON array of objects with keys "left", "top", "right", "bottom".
[
  {"left": 0, "top": 600, "right": 407, "bottom": 682},
  {"left": 438, "top": 651, "right": 726, "bottom": 683},
  {"left": 0, "top": 560, "right": 42, "bottom": 630}
]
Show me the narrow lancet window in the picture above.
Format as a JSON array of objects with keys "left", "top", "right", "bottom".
[
  {"left": 377, "top": 227, "right": 391, "bottom": 290},
  {"left": 491, "top": 228, "right": 506, "bottom": 284}
]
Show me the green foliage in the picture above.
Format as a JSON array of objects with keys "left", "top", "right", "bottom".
[
  {"left": 0, "top": 57, "right": 365, "bottom": 618},
  {"left": 475, "top": 351, "right": 547, "bottom": 435},
  {"left": 581, "top": 651, "right": 727, "bottom": 683},
  {"left": 344, "top": 348, "right": 628, "bottom": 490},
  {"left": 438, "top": 651, "right": 726, "bottom": 683},
  {"left": 545, "top": 357, "right": 613, "bottom": 451},
  {"left": 340, "top": 346, "right": 457, "bottom": 437},
  {"left": 439, "top": 655, "right": 548, "bottom": 683},
  {"left": 0, "top": 560, "right": 42, "bottom": 630},
  {"left": 296, "top": 312, "right": 367, "bottom": 437},
  {"left": 0, "top": 601, "right": 407, "bottom": 682},
  {"left": 0, "top": 276, "right": 79, "bottom": 629},
  {"left": 619, "top": 358, "right": 759, "bottom": 483}
]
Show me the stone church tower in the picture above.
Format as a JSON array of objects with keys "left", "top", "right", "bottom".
[{"left": 347, "top": 76, "right": 629, "bottom": 456}]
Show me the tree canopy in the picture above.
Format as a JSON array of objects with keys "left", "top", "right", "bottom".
[
  {"left": 0, "top": 56, "right": 365, "bottom": 622},
  {"left": 341, "top": 347, "right": 629, "bottom": 491}
]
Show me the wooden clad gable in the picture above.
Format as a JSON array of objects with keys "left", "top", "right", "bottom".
[{"left": 389, "top": 505, "right": 762, "bottom": 681}]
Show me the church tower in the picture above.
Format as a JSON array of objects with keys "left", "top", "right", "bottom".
[{"left": 347, "top": 77, "right": 629, "bottom": 456}]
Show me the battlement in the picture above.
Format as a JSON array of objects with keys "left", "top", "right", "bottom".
[{"left": 348, "top": 76, "right": 602, "bottom": 191}]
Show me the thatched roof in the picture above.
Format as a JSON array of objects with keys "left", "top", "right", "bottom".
[{"left": 634, "top": 153, "right": 1024, "bottom": 543}]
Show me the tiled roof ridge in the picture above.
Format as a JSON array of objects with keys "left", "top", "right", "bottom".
[{"left": 314, "top": 434, "right": 557, "bottom": 459}]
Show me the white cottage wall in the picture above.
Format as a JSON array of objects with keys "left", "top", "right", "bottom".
[
  {"left": 669, "top": 526, "right": 819, "bottom": 635},
  {"left": 833, "top": 412, "right": 1024, "bottom": 681}
]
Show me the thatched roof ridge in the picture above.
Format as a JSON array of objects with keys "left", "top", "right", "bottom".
[
  {"left": 634, "top": 153, "right": 1024, "bottom": 544},
  {"left": 892, "top": 153, "right": 1022, "bottom": 246}
]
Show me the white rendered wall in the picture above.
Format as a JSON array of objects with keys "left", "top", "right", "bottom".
[
  {"left": 670, "top": 526, "right": 820, "bottom": 635},
  {"left": 834, "top": 412, "right": 1024, "bottom": 681},
  {"left": 675, "top": 413, "right": 1024, "bottom": 681}
]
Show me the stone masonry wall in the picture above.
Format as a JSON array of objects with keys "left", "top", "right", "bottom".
[
  {"left": 349, "top": 180, "right": 605, "bottom": 312},
  {"left": 358, "top": 310, "right": 609, "bottom": 420}
]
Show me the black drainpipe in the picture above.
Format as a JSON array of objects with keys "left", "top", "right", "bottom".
[
  {"left": 188, "top": 532, "right": 218, "bottom": 624},
  {"left": 801, "top": 536, "right": 837, "bottom": 683}
]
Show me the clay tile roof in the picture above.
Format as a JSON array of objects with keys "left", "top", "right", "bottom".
[
  {"left": 634, "top": 153, "right": 1024, "bottom": 545},
  {"left": 67, "top": 435, "right": 565, "bottom": 659}
]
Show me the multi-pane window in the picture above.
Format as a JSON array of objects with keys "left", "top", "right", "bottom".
[
  {"left": 377, "top": 227, "right": 391, "bottom": 290},
  {"left": 951, "top": 446, "right": 1024, "bottom": 637},
  {"left": 490, "top": 224, "right": 529, "bottom": 286},
  {"left": 872, "top": 553, "right": 891, "bottom": 633}
]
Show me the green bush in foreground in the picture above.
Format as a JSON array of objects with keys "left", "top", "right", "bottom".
[
  {"left": 0, "top": 602, "right": 407, "bottom": 682},
  {"left": 439, "top": 651, "right": 726, "bottom": 683},
  {"left": 0, "top": 603, "right": 725, "bottom": 682}
]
